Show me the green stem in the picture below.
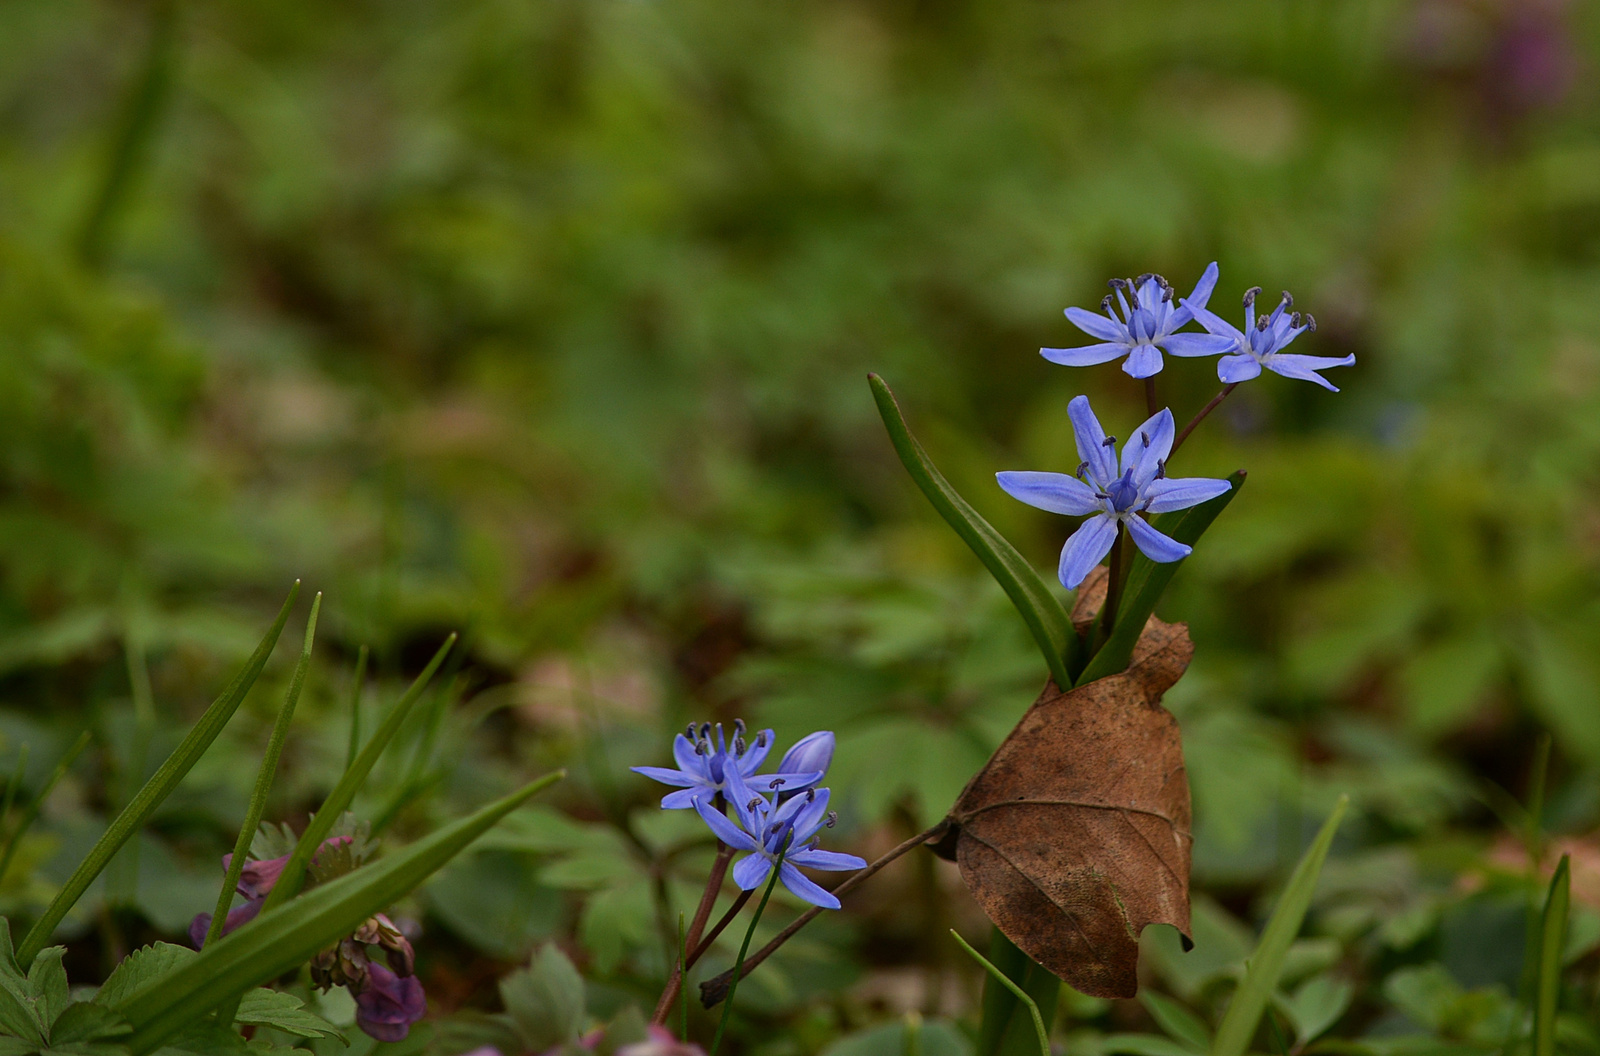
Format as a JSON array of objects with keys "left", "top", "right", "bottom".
[
  {"left": 710, "top": 851, "right": 785, "bottom": 1056},
  {"left": 1170, "top": 383, "right": 1238, "bottom": 457},
  {"left": 345, "top": 645, "right": 369, "bottom": 773},
  {"left": 1098, "top": 524, "right": 1127, "bottom": 646},
  {"left": 951, "top": 930, "right": 1050, "bottom": 1056},
  {"left": 0, "top": 735, "right": 89, "bottom": 885}
]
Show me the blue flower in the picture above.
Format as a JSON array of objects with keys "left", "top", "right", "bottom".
[
  {"left": 694, "top": 769, "right": 866, "bottom": 910},
  {"left": 996, "top": 396, "right": 1232, "bottom": 589},
  {"left": 632, "top": 721, "right": 824, "bottom": 810},
  {"left": 1044, "top": 263, "right": 1237, "bottom": 379},
  {"left": 1182, "top": 287, "right": 1354, "bottom": 391}
]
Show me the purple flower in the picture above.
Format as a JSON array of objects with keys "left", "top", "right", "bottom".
[
  {"left": 693, "top": 770, "right": 866, "bottom": 910},
  {"left": 1044, "top": 263, "right": 1236, "bottom": 379},
  {"left": 632, "top": 720, "right": 823, "bottom": 810},
  {"left": 996, "top": 396, "right": 1232, "bottom": 590},
  {"left": 187, "top": 898, "right": 263, "bottom": 949},
  {"left": 355, "top": 963, "right": 427, "bottom": 1042},
  {"left": 1182, "top": 287, "right": 1354, "bottom": 391},
  {"left": 189, "top": 836, "right": 358, "bottom": 949}
]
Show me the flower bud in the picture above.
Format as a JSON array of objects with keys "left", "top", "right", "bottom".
[
  {"left": 354, "top": 963, "right": 427, "bottom": 1042},
  {"left": 778, "top": 731, "right": 834, "bottom": 780}
]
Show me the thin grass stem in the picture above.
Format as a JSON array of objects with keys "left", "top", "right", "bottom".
[
  {"left": 345, "top": 645, "right": 369, "bottom": 773},
  {"left": 949, "top": 929, "right": 1049, "bottom": 1056},
  {"left": 710, "top": 849, "right": 785, "bottom": 1056}
]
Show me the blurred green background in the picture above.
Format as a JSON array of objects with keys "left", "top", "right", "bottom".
[{"left": 2, "top": 0, "right": 1600, "bottom": 1050}]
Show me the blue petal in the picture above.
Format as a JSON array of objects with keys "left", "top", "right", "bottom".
[
  {"left": 693, "top": 796, "right": 761, "bottom": 850},
  {"left": 776, "top": 731, "right": 833, "bottom": 780},
  {"left": 1265, "top": 353, "right": 1355, "bottom": 392},
  {"left": 1067, "top": 396, "right": 1117, "bottom": 485},
  {"left": 787, "top": 848, "right": 867, "bottom": 871},
  {"left": 788, "top": 787, "right": 832, "bottom": 843},
  {"left": 661, "top": 788, "right": 701, "bottom": 810},
  {"left": 724, "top": 768, "right": 770, "bottom": 834},
  {"left": 1122, "top": 344, "right": 1163, "bottom": 378},
  {"left": 1181, "top": 302, "right": 1244, "bottom": 342},
  {"left": 778, "top": 863, "right": 841, "bottom": 909},
  {"left": 1186, "top": 261, "right": 1220, "bottom": 310},
  {"left": 1125, "top": 516, "right": 1191, "bottom": 564},
  {"left": 1162, "top": 332, "right": 1238, "bottom": 358},
  {"left": 1143, "top": 476, "right": 1232, "bottom": 514},
  {"left": 756, "top": 770, "right": 824, "bottom": 796},
  {"left": 1217, "top": 354, "right": 1263, "bottom": 384},
  {"left": 1041, "top": 343, "right": 1127, "bottom": 368},
  {"left": 1058, "top": 515, "right": 1118, "bottom": 590},
  {"left": 996, "top": 472, "right": 1101, "bottom": 516},
  {"left": 672, "top": 734, "right": 703, "bottom": 774},
  {"left": 737, "top": 730, "right": 775, "bottom": 774},
  {"left": 732, "top": 853, "right": 773, "bottom": 891},
  {"left": 1064, "top": 307, "right": 1127, "bottom": 343},
  {"left": 631, "top": 766, "right": 697, "bottom": 788},
  {"left": 1122, "top": 408, "right": 1174, "bottom": 489}
]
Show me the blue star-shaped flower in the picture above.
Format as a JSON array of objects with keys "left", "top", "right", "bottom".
[
  {"left": 1044, "top": 263, "right": 1237, "bottom": 379},
  {"left": 631, "top": 722, "right": 824, "bottom": 810},
  {"left": 996, "top": 396, "right": 1232, "bottom": 589},
  {"left": 1182, "top": 287, "right": 1354, "bottom": 391},
  {"left": 694, "top": 769, "right": 866, "bottom": 909}
]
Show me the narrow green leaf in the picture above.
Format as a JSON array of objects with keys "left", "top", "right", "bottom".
[
  {"left": 1209, "top": 795, "right": 1347, "bottom": 1056},
  {"left": 1076, "top": 472, "right": 1245, "bottom": 686},
  {"left": 1138, "top": 992, "right": 1210, "bottom": 1053},
  {"left": 258, "top": 633, "right": 455, "bottom": 913},
  {"left": 207, "top": 594, "right": 321, "bottom": 948},
  {"left": 16, "top": 584, "right": 302, "bottom": 968},
  {"left": 49, "top": 1003, "right": 130, "bottom": 1044},
  {"left": 973, "top": 929, "right": 1058, "bottom": 1056},
  {"left": 113, "top": 770, "right": 564, "bottom": 1054},
  {"left": 869, "top": 374, "right": 1079, "bottom": 687},
  {"left": 0, "top": 733, "right": 90, "bottom": 888},
  {"left": 345, "top": 645, "right": 369, "bottom": 773},
  {"left": 951, "top": 930, "right": 1049, "bottom": 1056},
  {"left": 1532, "top": 855, "right": 1570, "bottom": 1056}
]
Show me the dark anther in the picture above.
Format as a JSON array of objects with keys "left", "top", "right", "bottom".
[
  {"left": 1076, "top": 460, "right": 1090, "bottom": 479},
  {"left": 1163, "top": 285, "right": 1175, "bottom": 303},
  {"left": 694, "top": 743, "right": 707, "bottom": 755},
  {"left": 1290, "top": 312, "right": 1301, "bottom": 329},
  {"left": 825, "top": 811, "right": 838, "bottom": 828},
  {"left": 734, "top": 718, "right": 746, "bottom": 736},
  {"left": 734, "top": 737, "right": 746, "bottom": 755},
  {"left": 1135, "top": 273, "right": 1155, "bottom": 287},
  {"left": 769, "top": 778, "right": 787, "bottom": 789},
  {"left": 1101, "top": 293, "right": 1115, "bottom": 314},
  {"left": 1156, "top": 458, "right": 1167, "bottom": 480},
  {"left": 1102, "top": 434, "right": 1117, "bottom": 447},
  {"left": 699, "top": 722, "right": 712, "bottom": 740},
  {"left": 1281, "top": 290, "right": 1293, "bottom": 307},
  {"left": 748, "top": 798, "right": 764, "bottom": 813},
  {"left": 1108, "top": 277, "right": 1128, "bottom": 291},
  {"left": 1243, "top": 286, "right": 1262, "bottom": 307},
  {"left": 1305, "top": 313, "right": 1317, "bottom": 332},
  {"left": 1141, "top": 430, "right": 1150, "bottom": 448},
  {"left": 1257, "top": 314, "right": 1271, "bottom": 331},
  {"left": 806, "top": 788, "right": 817, "bottom": 802}
]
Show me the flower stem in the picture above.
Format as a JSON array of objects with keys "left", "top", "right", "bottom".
[
  {"left": 699, "top": 821, "right": 944, "bottom": 1008},
  {"left": 710, "top": 849, "right": 785, "bottom": 1056},
  {"left": 690, "top": 889, "right": 753, "bottom": 965},
  {"left": 1171, "top": 382, "right": 1238, "bottom": 457},
  {"left": 1143, "top": 376, "right": 1158, "bottom": 418},
  {"left": 1098, "top": 524, "right": 1127, "bottom": 645},
  {"left": 652, "top": 839, "right": 735, "bottom": 1024}
]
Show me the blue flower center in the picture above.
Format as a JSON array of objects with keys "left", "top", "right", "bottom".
[
  {"left": 708, "top": 753, "right": 725, "bottom": 783},
  {"left": 1106, "top": 468, "right": 1140, "bottom": 512}
]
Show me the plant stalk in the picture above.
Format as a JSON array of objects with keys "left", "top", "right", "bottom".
[
  {"left": 652, "top": 838, "right": 735, "bottom": 1024},
  {"left": 1171, "top": 383, "right": 1237, "bottom": 456}
]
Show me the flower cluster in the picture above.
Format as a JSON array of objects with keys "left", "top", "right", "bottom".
[
  {"left": 635, "top": 726, "right": 864, "bottom": 909},
  {"left": 1004, "top": 263, "right": 1353, "bottom": 588},
  {"left": 189, "top": 836, "right": 427, "bottom": 1042}
]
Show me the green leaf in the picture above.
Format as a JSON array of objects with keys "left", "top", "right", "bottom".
[
  {"left": 1533, "top": 855, "right": 1570, "bottom": 1056},
  {"left": 24, "top": 951, "right": 67, "bottom": 1033},
  {"left": 149, "top": 1022, "right": 250, "bottom": 1056},
  {"left": 47, "top": 1005, "right": 129, "bottom": 1045},
  {"left": 92, "top": 946, "right": 194, "bottom": 1011},
  {"left": 0, "top": 1038, "right": 33, "bottom": 1056},
  {"left": 256, "top": 634, "right": 455, "bottom": 914},
  {"left": 232, "top": 989, "right": 343, "bottom": 1041},
  {"left": 16, "top": 584, "right": 302, "bottom": 968},
  {"left": 111, "top": 770, "right": 563, "bottom": 1055},
  {"left": 499, "top": 944, "right": 585, "bottom": 1052},
  {"left": 1103, "top": 1035, "right": 1205, "bottom": 1056},
  {"left": 1076, "top": 472, "right": 1244, "bottom": 686},
  {"left": 869, "top": 374, "right": 1080, "bottom": 688},
  {"left": 1209, "top": 795, "right": 1347, "bottom": 1056},
  {"left": 1273, "top": 974, "right": 1352, "bottom": 1045},
  {"left": 1138, "top": 992, "right": 1210, "bottom": 1053}
]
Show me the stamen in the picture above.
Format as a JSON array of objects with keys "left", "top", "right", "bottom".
[
  {"left": 1135, "top": 273, "right": 1155, "bottom": 287},
  {"left": 1156, "top": 458, "right": 1167, "bottom": 479},
  {"left": 1290, "top": 312, "right": 1301, "bottom": 328},
  {"left": 685, "top": 723, "right": 697, "bottom": 740},
  {"left": 734, "top": 718, "right": 746, "bottom": 738},
  {"left": 769, "top": 778, "right": 787, "bottom": 789},
  {"left": 694, "top": 742, "right": 707, "bottom": 755},
  {"left": 1243, "top": 286, "right": 1261, "bottom": 308},
  {"left": 806, "top": 789, "right": 816, "bottom": 802},
  {"left": 1280, "top": 290, "right": 1293, "bottom": 308},
  {"left": 1140, "top": 430, "right": 1150, "bottom": 448},
  {"left": 734, "top": 737, "right": 746, "bottom": 755},
  {"left": 1075, "top": 460, "right": 1089, "bottom": 479},
  {"left": 1304, "top": 313, "right": 1317, "bottom": 332},
  {"left": 698, "top": 722, "right": 712, "bottom": 741},
  {"left": 1257, "top": 314, "right": 1271, "bottom": 332},
  {"left": 825, "top": 811, "right": 838, "bottom": 828},
  {"left": 756, "top": 730, "right": 769, "bottom": 747},
  {"left": 1101, "top": 293, "right": 1115, "bottom": 314},
  {"left": 1163, "top": 285, "right": 1175, "bottom": 303},
  {"left": 748, "top": 798, "right": 763, "bottom": 813},
  {"left": 1102, "top": 435, "right": 1117, "bottom": 447}
]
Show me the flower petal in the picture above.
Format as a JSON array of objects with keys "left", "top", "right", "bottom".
[
  {"left": 995, "top": 472, "right": 1101, "bottom": 516},
  {"left": 737, "top": 730, "right": 775, "bottom": 774},
  {"left": 1143, "top": 476, "right": 1232, "bottom": 514},
  {"left": 778, "top": 862, "right": 841, "bottom": 909},
  {"left": 758, "top": 770, "right": 824, "bottom": 796},
  {"left": 1181, "top": 302, "right": 1244, "bottom": 342},
  {"left": 777, "top": 731, "right": 833, "bottom": 780},
  {"left": 1186, "top": 261, "right": 1220, "bottom": 310},
  {"left": 1121, "top": 344, "right": 1163, "bottom": 378},
  {"left": 723, "top": 768, "right": 769, "bottom": 834},
  {"left": 1217, "top": 354, "right": 1263, "bottom": 384},
  {"left": 1067, "top": 396, "right": 1116, "bottom": 485},
  {"left": 1122, "top": 408, "right": 1174, "bottom": 488},
  {"left": 1125, "top": 516, "right": 1192, "bottom": 564},
  {"left": 1265, "top": 353, "right": 1356, "bottom": 393},
  {"left": 787, "top": 848, "right": 867, "bottom": 871},
  {"left": 1162, "top": 332, "right": 1238, "bottom": 358},
  {"left": 1064, "top": 307, "right": 1128, "bottom": 343},
  {"left": 631, "top": 766, "right": 697, "bottom": 788},
  {"left": 672, "top": 733, "right": 702, "bottom": 773},
  {"left": 661, "top": 788, "right": 701, "bottom": 810},
  {"left": 693, "top": 796, "right": 760, "bottom": 850},
  {"left": 1041, "top": 343, "right": 1127, "bottom": 368},
  {"left": 732, "top": 853, "right": 773, "bottom": 891},
  {"left": 1058, "top": 515, "right": 1118, "bottom": 590}
]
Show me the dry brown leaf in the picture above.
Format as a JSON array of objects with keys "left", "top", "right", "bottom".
[{"left": 934, "top": 567, "right": 1194, "bottom": 998}]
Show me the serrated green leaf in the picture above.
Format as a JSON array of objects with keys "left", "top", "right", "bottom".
[
  {"left": 1077, "top": 472, "right": 1244, "bottom": 686},
  {"left": 149, "top": 1022, "right": 249, "bottom": 1056},
  {"left": 869, "top": 374, "right": 1080, "bottom": 688},
  {"left": 113, "top": 771, "right": 563, "bottom": 1055},
  {"left": 231, "top": 990, "right": 342, "bottom": 1041},
  {"left": 17, "top": 585, "right": 301, "bottom": 968},
  {"left": 0, "top": 1038, "right": 33, "bottom": 1056},
  {"left": 93, "top": 947, "right": 195, "bottom": 1011},
  {"left": 499, "top": 944, "right": 584, "bottom": 1052},
  {"left": 25, "top": 951, "right": 67, "bottom": 1032},
  {"left": 48, "top": 1005, "right": 129, "bottom": 1045},
  {"left": 1209, "top": 795, "right": 1347, "bottom": 1056}
]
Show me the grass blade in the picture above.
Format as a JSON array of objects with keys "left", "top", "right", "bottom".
[
  {"left": 114, "top": 770, "right": 564, "bottom": 1054},
  {"left": 345, "top": 645, "right": 368, "bottom": 773},
  {"left": 205, "top": 594, "right": 322, "bottom": 947},
  {"left": 0, "top": 734, "right": 90, "bottom": 886},
  {"left": 952, "top": 929, "right": 1049, "bottom": 1056},
  {"left": 1532, "top": 854, "right": 1570, "bottom": 1056},
  {"left": 1210, "top": 795, "right": 1348, "bottom": 1056},
  {"left": 869, "top": 374, "right": 1080, "bottom": 687},
  {"left": 257, "top": 634, "right": 456, "bottom": 913},
  {"left": 17, "top": 582, "right": 301, "bottom": 966},
  {"left": 1076, "top": 472, "right": 1245, "bottom": 686}
]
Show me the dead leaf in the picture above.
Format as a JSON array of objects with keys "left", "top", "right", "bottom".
[{"left": 935, "top": 567, "right": 1194, "bottom": 998}]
